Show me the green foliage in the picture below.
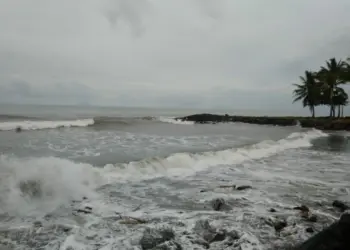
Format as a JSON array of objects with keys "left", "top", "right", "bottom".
[{"left": 293, "top": 57, "right": 350, "bottom": 117}]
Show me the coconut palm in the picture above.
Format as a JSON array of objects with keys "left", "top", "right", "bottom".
[
  {"left": 317, "top": 58, "right": 348, "bottom": 117},
  {"left": 293, "top": 71, "right": 320, "bottom": 117},
  {"left": 330, "top": 87, "right": 348, "bottom": 117}
]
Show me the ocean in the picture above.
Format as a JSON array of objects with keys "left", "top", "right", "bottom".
[{"left": 0, "top": 104, "right": 349, "bottom": 250}]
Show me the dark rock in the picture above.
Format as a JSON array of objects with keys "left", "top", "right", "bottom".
[
  {"left": 15, "top": 126, "right": 22, "bottom": 133},
  {"left": 274, "top": 220, "right": 287, "bottom": 232},
  {"left": 209, "top": 231, "right": 226, "bottom": 243},
  {"left": 226, "top": 230, "right": 240, "bottom": 240},
  {"left": 211, "top": 198, "right": 230, "bottom": 211},
  {"left": 140, "top": 228, "right": 175, "bottom": 250},
  {"left": 293, "top": 205, "right": 310, "bottom": 212},
  {"left": 193, "top": 220, "right": 215, "bottom": 234},
  {"left": 191, "top": 239, "right": 210, "bottom": 249},
  {"left": 179, "top": 113, "right": 350, "bottom": 131},
  {"left": 74, "top": 209, "right": 92, "bottom": 214},
  {"left": 193, "top": 220, "right": 227, "bottom": 244},
  {"left": 332, "top": 200, "right": 349, "bottom": 212},
  {"left": 235, "top": 185, "right": 252, "bottom": 191},
  {"left": 306, "top": 227, "right": 314, "bottom": 233},
  {"left": 33, "top": 221, "right": 43, "bottom": 227},
  {"left": 269, "top": 208, "right": 277, "bottom": 213},
  {"left": 295, "top": 212, "right": 350, "bottom": 250},
  {"left": 307, "top": 215, "right": 318, "bottom": 223},
  {"left": 340, "top": 212, "right": 350, "bottom": 224},
  {"left": 152, "top": 241, "right": 182, "bottom": 250},
  {"left": 84, "top": 206, "right": 92, "bottom": 210}
]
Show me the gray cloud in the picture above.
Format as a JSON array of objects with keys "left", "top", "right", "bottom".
[{"left": 0, "top": 0, "right": 349, "bottom": 113}]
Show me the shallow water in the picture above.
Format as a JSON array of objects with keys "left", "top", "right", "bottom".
[{"left": 0, "top": 105, "right": 349, "bottom": 250}]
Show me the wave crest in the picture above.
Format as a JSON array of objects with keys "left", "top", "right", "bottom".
[
  {"left": 0, "top": 129, "right": 328, "bottom": 214},
  {"left": 0, "top": 119, "right": 94, "bottom": 131}
]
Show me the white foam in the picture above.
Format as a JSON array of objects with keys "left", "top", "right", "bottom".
[
  {"left": 0, "top": 129, "right": 328, "bottom": 214},
  {"left": 0, "top": 119, "right": 94, "bottom": 131},
  {"left": 158, "top": 116, "right": 194, "bottom": 125},
  {"left": 0, "top": 155, "right": 104, "bottom": 215},
  {"left": 104, "top": 129, "right": 328, "bottom": 181}
]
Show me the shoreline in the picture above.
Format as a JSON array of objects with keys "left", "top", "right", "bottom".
[{"left": 178, "top": 113, "right": 350, "bottom": 131}]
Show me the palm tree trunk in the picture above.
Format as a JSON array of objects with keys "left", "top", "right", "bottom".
[
  {"left": 342, "top": 105, "right": 344, "bottom": 117},
  {"left": 330, "top": 87, "right": 334, "bottom": 118},
  {"left": 337, "top": 105, "right": 341, "bottom": 118},
  {"left": 312, "top": 106, "right": 315, "bottom": 118}
]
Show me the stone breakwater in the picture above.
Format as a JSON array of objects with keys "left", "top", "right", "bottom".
[{"left": 178, "top": 113, "right": 350, "bottom": 131}]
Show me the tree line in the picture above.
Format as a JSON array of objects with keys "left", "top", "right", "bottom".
[{"left": 293, "top": 57, "right": 350, "bottom": 118}]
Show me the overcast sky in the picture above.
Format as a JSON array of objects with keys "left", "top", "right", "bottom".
[{"left": 0, "top": 0, "right": 349, "bottom": 113}]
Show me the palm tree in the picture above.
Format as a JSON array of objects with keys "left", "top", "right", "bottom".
[
  {"left": 293, "top": 71, "right": 320, "bottom": 117},
  {"left": 332, "top": 87, "right": 348, "bottom": 117},
  {"left": 317, "top": 58, "right": 348, "bottom": 117}
]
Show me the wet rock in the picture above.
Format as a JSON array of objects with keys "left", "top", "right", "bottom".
[
  {"left": 211, "top": 198, "right": 230, "bottom": 211},
  {"left": 193, "top": 220, "right": 227, "bottom": 244},
  {"left": 152, "top": 241, "right": 182, "bottom": 250},
  {"left": 235, "top": 185, "right": 252, "bottom": 191},
  {"left": 293, "top": 205, "right": 310, "bottom": 212},
  {"left": 15, "top": 126, "right": 22, "bottom": 133},
  {"left": 274, "top": 220, "right": 287, "bottom": 232},
  {"left": 193, "top": 220, "right": 215, "bottom": 234},
  {"left": 140, "top": 227, "right": 175, "bottom": 250},
  {"left": 332, "top": 200, "right": 349, "bottom": 212},
  {"left": 33, "top": 221, "right": 43, "bottom": 227},
  {"left": 191, "top": 239, "right": 210, "bottom": 249},
  {"left": 306, "top": 227, "right": 314, "bottom": 233},
  {"left": 307, "top": 215, "right": 318, "bottom": 223},
  {"left": 340, "top": 211, "right": 350, "bottom": 224},
  {"left": 226, "top": 230, "right": 240, "bottom": 241},
  {"left": 296, "top": 212, "right": 350, "bottom": 250},
  {"left": 269, "top": 208, "right": 277, "bottom": 213},
  {"left": 74, "top": 209, "right": 92, "bottom": 214},
  {"left": 208, "top": 231, "right": 226, "bottom": 243}
]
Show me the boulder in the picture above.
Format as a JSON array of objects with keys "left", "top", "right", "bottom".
[
  {"left": 307, "top": 215, "right": 317, "bottom": 223},
  {"left": 306, "top": 227, "right": 314, "bottom": 233},
  {"left": 332, "top": 200, "right": 349, "bottom": 212},
  {"left": 293, "top": 205, "right": 310, "bottom": 212},
  {"left": 152, "top": 241, "right": 182, "bottom": 250},
  {"left": 211, "top": 198, "right": 230, "bottom": 211},
  {"left": 274, "top": 220, "right": 287, "bottom": 232},
  {"left": 193, "top": 220, "right": 227, "bottom": 244},
  {"left": 295, "top": 212, "right": 350, "bottom": 250},
  {"left": 191, "top": 239, "right": 210, "bottom": 249},
  {"left": 140, "top": 228, "right": 175, "bottom": 250},
  {"left": 235, "top": 185, "right": 252, "bottom": 191}
]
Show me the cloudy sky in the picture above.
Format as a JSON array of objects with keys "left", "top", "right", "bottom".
[{"left": 0, "top": 0, "right": 349, "bottom": 113}]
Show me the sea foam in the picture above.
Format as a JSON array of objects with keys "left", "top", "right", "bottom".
[{"left": 0, "top": 119, "right": 94, "bottom": 131}]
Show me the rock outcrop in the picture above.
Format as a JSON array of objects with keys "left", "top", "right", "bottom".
[
  {"left": 294, "top": 212, "right": 350, "bottom": 250},
  {"left": 179, "top": 113, "right": 350, "bottom": 131}
]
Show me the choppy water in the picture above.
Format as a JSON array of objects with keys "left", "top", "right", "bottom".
[{"left": 0, "top": 104, "right": 349, "bottom": 250}]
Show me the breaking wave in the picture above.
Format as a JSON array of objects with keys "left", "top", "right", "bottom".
[
  {"left": 0, "top": 119, "right": 94, "bottom": 131},
  {"left": 0, "top": 116, "right": 193, "bottom": 131},
  {"left": 0, "top": 129, "right": 327, "bottom": 214}
]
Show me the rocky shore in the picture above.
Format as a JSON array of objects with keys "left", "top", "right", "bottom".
[{"left": 178, "top": 113, "right": 350, "bottom": 131}]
